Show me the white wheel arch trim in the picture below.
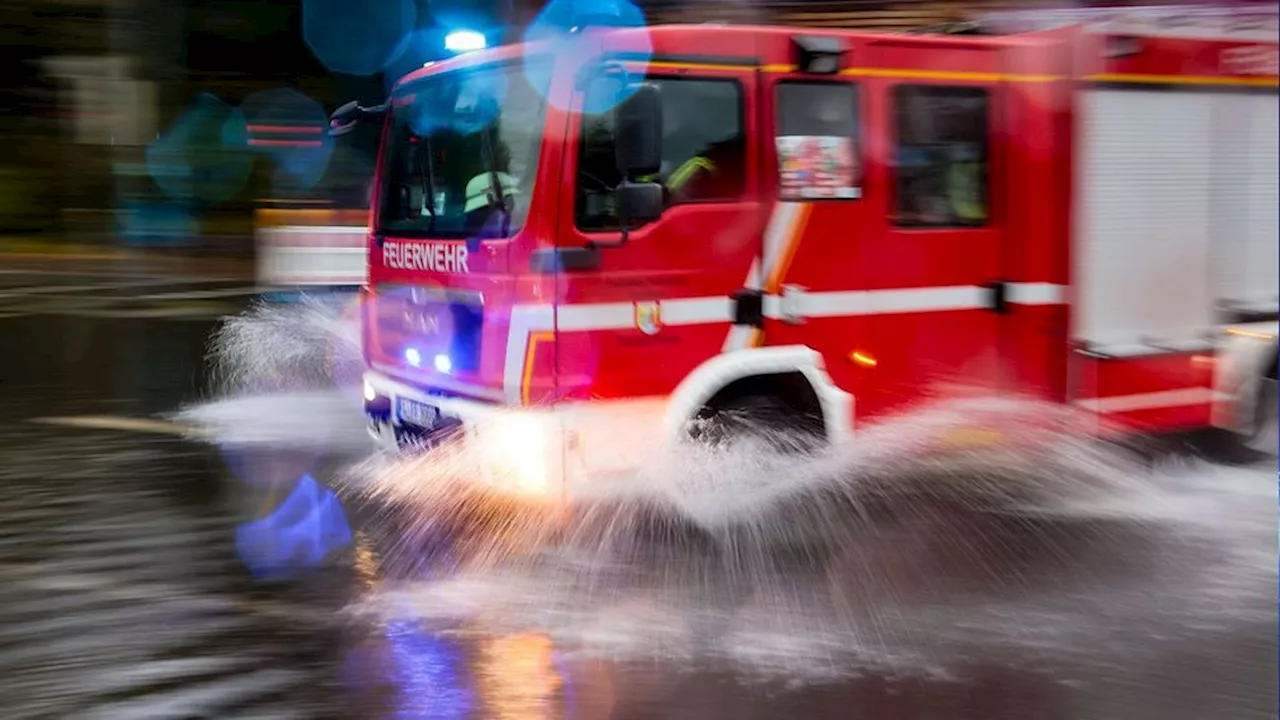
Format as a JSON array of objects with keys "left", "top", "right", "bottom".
[
  {"left": 1210, "top": 321, "right": 1279, "bottom": 434},
  {"left": 661, "top": 344, "right": 854, "bottom": 445}
]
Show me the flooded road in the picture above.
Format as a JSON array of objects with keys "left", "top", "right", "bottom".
[{"left": 0, "top": 274, "right": 1274, "bottom": 719}]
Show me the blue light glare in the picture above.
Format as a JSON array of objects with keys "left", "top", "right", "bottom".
[
  {"left": 382, "top": 29, "right": 442, "bottom": 94},
  {"left": 234, "top": 473, "right": 352, "bottom": 579},
  {"left": 522, "top": 0, "right": 651, "bottom": 112},
  {"left": 400, "top": 65, "right": 509, "bottom": 139},
  {"left": 302, "top": 0, "right": 416, "bottom": 76},
  {"left": 241, "top": 88, "right": 333, "bottom": 194},
  {"left": 445, "top": 30, "right": 486, "bottom": 53},
  {"left": 117, "top": 201, "right": 196, "bottom": 247},
  {"left": 146, "top": 93, "right": 254, "bottom": 206}
]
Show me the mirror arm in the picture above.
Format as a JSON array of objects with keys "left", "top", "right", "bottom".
[{"left": 585, "top": 181, "right": 633, "bottom": 251}]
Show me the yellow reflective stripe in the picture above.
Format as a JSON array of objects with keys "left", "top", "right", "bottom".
[{"left": 667, "top": 156, "right": 715, "bottom": 190}]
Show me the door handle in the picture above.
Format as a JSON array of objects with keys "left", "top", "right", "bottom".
[{"left": 986, "top": 280, "right": 1009, "bottom": 315}]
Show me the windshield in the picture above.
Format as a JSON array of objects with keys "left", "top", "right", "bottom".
[{"left": 378, "top": 62, "right": 547, "bottom": 241}]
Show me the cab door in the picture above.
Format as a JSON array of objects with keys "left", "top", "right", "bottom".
[
  {"left": 852, "top": 43, "right": 1007, "bottom": 418},
  {"left": 549, "top": 58, "right": 765, "bottom": 403},
  {"left": 747, "top": 72, "right": 869, "bottom": 410}
]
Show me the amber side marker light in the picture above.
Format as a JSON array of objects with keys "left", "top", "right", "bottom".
[
  {"left": 1226, "top": 327, "right": 1276, "bottom": 341},
  {"left": 849, "top": 350, "right": 878, "bottom": 368}
]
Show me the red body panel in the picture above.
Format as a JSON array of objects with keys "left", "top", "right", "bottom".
[{"left": 363, "top": 16, "right": 1278, "bottom": 437}]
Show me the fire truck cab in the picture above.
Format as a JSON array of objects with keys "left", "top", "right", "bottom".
[{"left": 351, "top": 9, "right": 1278, "bottom": 491}]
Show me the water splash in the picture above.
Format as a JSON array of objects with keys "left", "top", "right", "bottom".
[
  {"left": 204, "top": 292, "right": 363, "bottom": 399},
  {"left": 186, "top": 295, "right": 1277, "bottom": 683}
]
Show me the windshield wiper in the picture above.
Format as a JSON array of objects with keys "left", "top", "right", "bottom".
[{"left": 416, "top": 136, "right": 437, "bottom": 232}]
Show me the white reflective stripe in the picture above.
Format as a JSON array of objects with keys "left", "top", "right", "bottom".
[
  {"left": 764, "top": 285, "right": 989, "bottom": 319},
  {"left": 662, "top": 296, "right": 733, "bottom": 326},
  {"left": 518, "top": 297, "right": 742, "bottom": 336},
  {"left": 722, "top": 325, "right": 756, "bottom": 353},
  {"left": 1073, "top": 387, "right": 1230, "bottom": 413},
  {"left": 558, "top": 302, "right": 633, "bottom": 331},
  {"left": 761, "top": 203, "right": 803, "bottom": 279},
  {"left": 743, "top": 257, "right": 763, "bottom": 292},
  {"left": 512, "top": 283, "right": 1070, "bottom": 335},
  {"left": 1008, "top": 282, "right": 1066, "bottom": 305},
  {"left": 500, "top": 281, "right": 1071, "bottom": 402}
]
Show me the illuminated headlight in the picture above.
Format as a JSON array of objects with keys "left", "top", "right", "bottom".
[
  {"left": 363, "top": 379, "right": 378, "bottom": 402},
  {"left": 433, "top": 353, "right": 452, "bottom": 374},
  {"left": 404, "top": 347, "right": 422, "bottom": 367},
  {"left": 475, "top": 413, "right": 564, "bottom": 498}
]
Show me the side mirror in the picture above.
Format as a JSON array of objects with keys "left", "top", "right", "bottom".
[
  {"left": 328, "top": 101, "right": 362, "bottom": 137},
  {"left": 614, "top": 84, "right": 662, "bottom": 178},
  {"left": 616, "top": 181, "right": 664, "bottom": 227},
  {"left": 329, "top": 100, "right": 386, "bottom": 138}
]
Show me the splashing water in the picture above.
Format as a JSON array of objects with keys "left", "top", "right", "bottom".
[
  {"left": 185, "top": 294, "right": 1278, "bottom": 682},
  {"left": 205, "top": 293, "right": 363, "bottom": 398}
]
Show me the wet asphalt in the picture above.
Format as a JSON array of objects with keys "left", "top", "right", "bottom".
[{"left": 0, "top": 266, "right": 1275, "bottom": 719}]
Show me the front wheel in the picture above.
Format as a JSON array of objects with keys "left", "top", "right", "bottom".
[{"left": 692, "top": 395, "right": 826, "bottom": 454}]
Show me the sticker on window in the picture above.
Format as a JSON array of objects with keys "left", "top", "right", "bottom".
[{"left": 777, "top": 135, "right": 860, "bottom": 200}]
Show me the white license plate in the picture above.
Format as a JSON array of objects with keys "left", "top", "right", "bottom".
[{"left": 397, "top": 398, "right": 440, "bottom": 429}]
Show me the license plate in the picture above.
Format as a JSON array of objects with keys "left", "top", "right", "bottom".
[{"left": 397, "top": 398, "right": 440, "bottom": 429}]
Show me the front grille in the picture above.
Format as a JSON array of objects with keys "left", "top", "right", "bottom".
[{"left": 374, "top": 284, "right": 484, "bottom": 374}]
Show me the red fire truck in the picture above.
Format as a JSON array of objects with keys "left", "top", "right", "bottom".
[{"left": 335, "top": 6, "right": 1278, "bottom": 492}]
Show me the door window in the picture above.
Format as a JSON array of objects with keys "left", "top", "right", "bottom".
[
  {"left": 775, "top": 81, "right": 861, "bottom": 200},
  {"left": 575, "top": 77, "right": 746, "bottom": 232},
  {"left": 892, "top": 85, "right": 990, "bottom": 228}
]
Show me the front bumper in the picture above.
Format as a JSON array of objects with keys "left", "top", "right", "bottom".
[
  {"left": 362, "top": 371, "right": 510, "bottom": 451},
  {"left": 362, "top": 369, "right": 668, "bottom": 496}
]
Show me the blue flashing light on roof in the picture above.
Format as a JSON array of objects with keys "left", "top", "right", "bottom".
[{"left": 444, "top": 30, "right": 487, "bottom": 53}]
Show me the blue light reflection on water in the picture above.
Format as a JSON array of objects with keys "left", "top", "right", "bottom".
[
  {"left": 234, "top": 473, "right": 353, "bottom": 579},
  {"left": 384, "top": 619, "right": 474, "bottom": 720}
]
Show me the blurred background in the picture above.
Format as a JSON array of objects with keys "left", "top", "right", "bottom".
[{"left": 5, "top": 0, "right": 1174, "bottom": 262}]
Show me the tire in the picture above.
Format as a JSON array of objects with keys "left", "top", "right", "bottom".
[
  {"left": 1243, "top": 376, "right": 1278, "bottom": 456},
  {"left": 694, "top": 394, "right": 826, "bottom": 454}
]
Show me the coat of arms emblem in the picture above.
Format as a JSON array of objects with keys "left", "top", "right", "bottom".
[{"left": 634, "top": 301, "right": 662, "bottom": 336}]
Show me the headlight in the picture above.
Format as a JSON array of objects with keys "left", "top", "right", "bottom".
[{"left": 476, "top": 413, "right": 563, "bottom": 498}]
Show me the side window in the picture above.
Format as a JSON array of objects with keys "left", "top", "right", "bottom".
[
  {"left": 576, "top": 77, "right": 746, "bottom": 232},
  {"left": 892, "top": 85, "right": 989, "bottom": 228},
  {"left": 775, "top": 82, "right": 861, "bottom": 200}
]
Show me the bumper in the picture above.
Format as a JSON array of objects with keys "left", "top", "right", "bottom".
[
  {"left": 362, "top": 370, "right": 667, "bottom": 496},
  {"left": 363, "top": 371, "right": 490, "bottom": 451}
]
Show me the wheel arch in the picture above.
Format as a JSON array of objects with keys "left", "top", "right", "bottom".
[{"left": 661, "top": 345, "right": 854, "bottom": 445}]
